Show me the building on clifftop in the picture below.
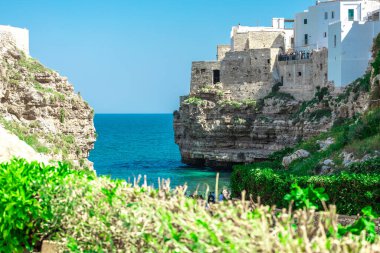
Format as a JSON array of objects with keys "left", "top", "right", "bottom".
[
  {"left": 294, "top": 0, "right": 380, "bottom": 87},
  {"left": 189, "top": 0, "right": 380, "bottom": 102},
  {"left": 0, "top": 25, "right": 29, "bottom": 55}
]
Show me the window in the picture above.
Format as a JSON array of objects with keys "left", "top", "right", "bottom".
[
  {"left": 331, "top": 11, "right": 335, "bottom": 19},
  {"left": 201, "top": 69, "right": 206, "bottom": 74},
  {"left": 213, "top": 70, "right": 220, "bottom": 84},
  {"left": 348, "top": 9, "right": 354, "bottom": 21},
  {"left": 334, "top": 35, "right": 337, "bottom": 47},
  {"left": 325, "top": 12, "right": 328, "bottom": 20},
  {"left": 304, "top": 34, "right": 309, "bottom": 45},
  {"left": 304, "top": 18, "right": 308, "bottom": 24},
  {"left": 320, "top": 64, "right": 323, "bottom": 71},
  {"left": 298, "top": 72, "right": 302, "bottom": 77},
  {"left": 324, "top": 32, "right": 327, "bottom": 38}
]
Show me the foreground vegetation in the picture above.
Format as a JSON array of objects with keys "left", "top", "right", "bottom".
[{"left": 0, "top": 159, "right": 379, "bottom": 252}]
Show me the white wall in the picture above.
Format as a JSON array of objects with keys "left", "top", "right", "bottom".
[
  {"left": 294, "top": 0, "right": 380, "bottom": 51},
  {"left": 295, "top": 1, "right": 340, "bottom": 50},
  {"left": 0, "top": 25, "right": 29, "bottom": 55},
  {"left": 328, "top": 21, "right": 343, "bottom": 86},
  {"left": 329, "top": 20, "right": 380, "bottom": 86}
]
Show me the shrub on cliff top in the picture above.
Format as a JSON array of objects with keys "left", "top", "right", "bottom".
[{"left": 231, "top": 167, "right": 380, "bottom": 215}]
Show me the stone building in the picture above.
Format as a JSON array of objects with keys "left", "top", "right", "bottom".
[
  {"left": 190, "top": 18, "right": 296, "bottom": 100},
  {"left": 0, "top": 25, "right": 29, "bottom": 55},
  {"left": 189, "top": 0, "right": 380, "bottom": 102}
]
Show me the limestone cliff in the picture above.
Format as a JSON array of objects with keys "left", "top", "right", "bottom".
[
  {"left": 174, "top": 80, "right": 370, "bottom": 168},
  {"left": 0, "top": 37, "right": 96, "bottom": 168}
]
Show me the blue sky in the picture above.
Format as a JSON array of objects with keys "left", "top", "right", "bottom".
[{"left": 1, "top": 0, "right": 312, "bottom": 113}]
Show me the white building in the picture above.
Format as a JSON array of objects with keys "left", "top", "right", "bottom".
[
  {"left": 329, "top": 8, "right": 380, "bottom": 86},
  {"left": 294, "top": 0, "right": 380, "bottom": 87},
  {"left": 0, "top": 25, "right": 29, "bottom": 55}
]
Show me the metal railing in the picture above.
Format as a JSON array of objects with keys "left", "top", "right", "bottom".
[{"left": 278, "top": 51, "right": 313, "bottom": 62}]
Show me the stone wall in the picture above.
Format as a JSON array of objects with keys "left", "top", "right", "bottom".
[
  {"left": 278, "top": 49, "right": 328, "bottom": 101},
  {"left": 220, "top": 48, "right": 281, "bottom": 100},
  {"left": 217, "top": 45, "right": 231, "bottom": 61},
  {"left": 190, "top": 61, "right": 221, "bottom": 94},
  {"left": 232, "top": 30, "right": 286, "bottom": 51}
]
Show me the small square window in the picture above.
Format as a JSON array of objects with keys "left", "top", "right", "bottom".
[{"left": 304, "top": 19, "right": 308, "bottom": 24}]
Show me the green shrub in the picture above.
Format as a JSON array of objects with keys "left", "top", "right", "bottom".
[
  {"left": 308, "top": 108, "right": 332, "bottom": 121},
  {"left": 0, "top": 159, "right": 89, "bottom": 252},
  {"left": 315, "top": 86, "right": 329, "bottom": 101},
  {"left": 183, "top": 97, "right": 205, "bottom": 106},
  {"left": 284, "top": 183, "right": 329, "bottom": 210},
  {"left": 338, "top": 206, "right": 379, "bottom": 243},
  {"left": 345, "top": 157, "right": 380, "bottom": 174},
  {"left": 59, "top": 109, "right": 65, "bottom": 123},
  {"left": 231, "top": 167, "right": 380, "bottom": 215}
]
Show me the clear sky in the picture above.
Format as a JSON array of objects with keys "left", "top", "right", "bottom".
[{"left": 1, "top": 0, "right": 312, "bottom": 113}]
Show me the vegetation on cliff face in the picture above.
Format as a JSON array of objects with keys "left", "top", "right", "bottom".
[{"left": 1, "top": 159, "right": 379, "bottom": 252}]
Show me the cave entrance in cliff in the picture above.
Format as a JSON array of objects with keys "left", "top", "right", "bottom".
[{"left": 213, "top": 70, "right": 220, "bottom": 84}]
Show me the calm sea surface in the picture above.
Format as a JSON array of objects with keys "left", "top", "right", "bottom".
[{"left": 89, "top": 114, "right": 231, "bottom": 193}]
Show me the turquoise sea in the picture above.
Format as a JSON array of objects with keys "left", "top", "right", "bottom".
[{"left": 89, "top": 114, "right": 231, "bottom": 194}]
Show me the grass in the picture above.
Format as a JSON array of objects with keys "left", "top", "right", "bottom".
[
  {"left": 0, "top": 117, "right": 49, "bottom": 154},
  {"left": 34, "top": 82, "right": 65, "bottom": 102},
  {"left": 183, "top": 97, "right": 205, "bottom": 106},
  {"left": 1, "top": 159, "right": 379, "bottom": 252},
  {"left": 0, "top": 116, "right": 82, "bottom": 163}
]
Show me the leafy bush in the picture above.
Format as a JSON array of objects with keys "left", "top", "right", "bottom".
[
  {"left": 0, "top": 159, "right": 379, "bottom": 252},
  {"left": 284, "top": 183, "right": 329, "bottom": 210},
  {"left": 345, "top": 157, "right": 380, "bottom": 174},
  {"left": 183, "top": 97, "right": 205, "bottom": 106},
  {"left": 231, "top": 167, "right": 380, "bottom": 215},
  {"left": 0, "top": 159, "right": 89, "bottom": 252},
  {"left": 338, "top": 206, "right": 379, "bottom": 243}
]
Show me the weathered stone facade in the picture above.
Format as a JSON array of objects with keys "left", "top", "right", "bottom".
[
  {"left": 221, "top": 48, "right": 281, "bottom": 100},
  {"left": 217, "top": 45, "right": 231, "bottom": 61},
  {"left": 190, "top": 61, "right": 221, "bottom": 94},
  {"left": 278, "top": 49, "right": 328, "bottom": 100},
  {"left": 190, "top": 26, "right": 328, "bottom": 102}
]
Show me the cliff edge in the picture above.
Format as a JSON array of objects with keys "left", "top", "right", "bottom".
[{"left": 0, "top": 37, "right": 96, "bottom": 168}]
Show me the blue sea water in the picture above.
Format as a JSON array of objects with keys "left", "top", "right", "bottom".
[{"left": 89, "top": 114, "right": 231, "bottom": 194}]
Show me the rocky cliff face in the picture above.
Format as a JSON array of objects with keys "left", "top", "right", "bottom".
[
  {"left": 0, "top": 38, "right": 96, "bottom": 168},
  {"left": 174, "top": 80, "right": 369, "bottom": 168}
]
